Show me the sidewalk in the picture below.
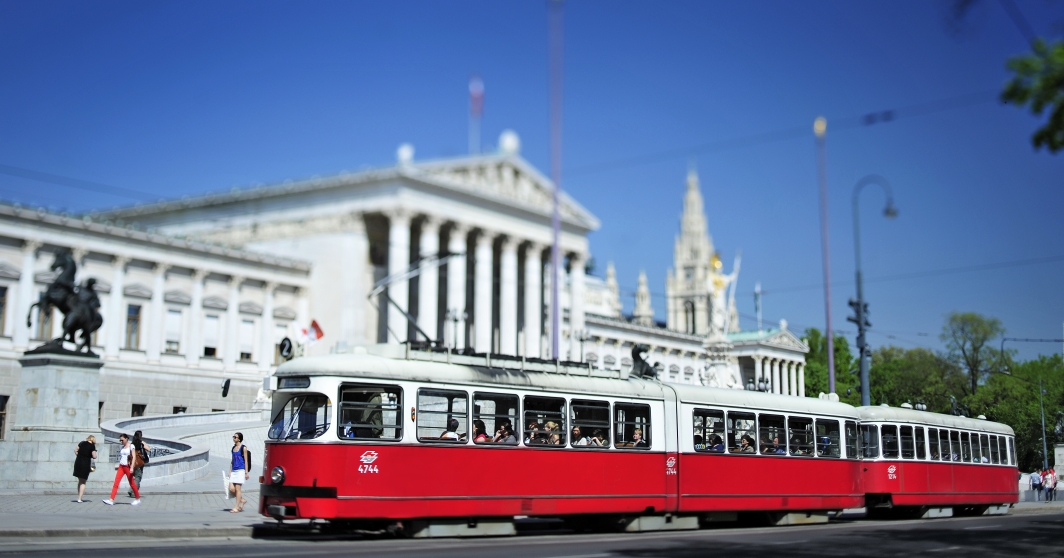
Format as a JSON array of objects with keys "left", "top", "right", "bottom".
[{"left": 0, "top": 492, "right": 267, "bottom": 538}]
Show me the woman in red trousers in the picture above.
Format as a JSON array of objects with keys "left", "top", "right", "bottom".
[{"left": 103, "top": 433, "right": 140, "bottom": 506}]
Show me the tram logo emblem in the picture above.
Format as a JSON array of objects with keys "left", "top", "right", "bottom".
[
  {"left": 359, "top": 451, "right": 380, "bottom": 474},
  {"left": 665, "top": 456, "right": 677, "bottom": 475},
  {"left": 887, "top": 465, "right": 897, "bottom": 480}
]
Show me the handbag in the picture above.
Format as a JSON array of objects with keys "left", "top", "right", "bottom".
[
  {"left": 90, "top": 458, "right": 96, "bottom": 473},
  {"left": 131, "top": 448, "right": 144, "bottom": 469}
]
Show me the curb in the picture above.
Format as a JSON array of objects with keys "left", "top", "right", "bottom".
[{"left": 0, "top": 526, "right": 255, "bottom": 538}]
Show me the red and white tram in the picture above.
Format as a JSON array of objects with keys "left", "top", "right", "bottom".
[
  {"left": 258, "top": 345, "right": 1016, "bottom": 535},
  {"left": 856, "top": 405, "right": 1018, "bottom": 517}
]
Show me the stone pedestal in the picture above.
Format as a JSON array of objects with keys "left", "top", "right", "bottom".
[
  {"left": 703, "top": 336, "right": 740, "bottom": 389},
  {"left": 0, "top": 353, "right": 109, "bottom": 490}
]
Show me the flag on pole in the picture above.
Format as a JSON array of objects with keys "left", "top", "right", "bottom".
[
  {"left": 305, "top": 320, "right": 324, "bottom": 345},
  {"left": 469, "top": 76, "right": 484, "bottom": 117}
]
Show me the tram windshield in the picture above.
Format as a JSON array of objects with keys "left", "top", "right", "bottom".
[{"left": 269, "top": 394, "right": 332, "bottom": 440}]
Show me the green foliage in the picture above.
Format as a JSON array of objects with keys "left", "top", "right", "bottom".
[
  {"left": 940, "top": 312, "right": 1005, "bottom": 396},
  {"left": 968, "top": 354, "right": 1064, "bottom": 472},
  {"left": 1002, "top": 38, "right": 1064, "bottom": 153},
  {"left": 802, "top": 328, "right": 859, "bottom": 405},
  {"left": 868, "top": 346, "right": 965, "bottom": 414}
]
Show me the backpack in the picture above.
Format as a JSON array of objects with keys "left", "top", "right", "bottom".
[{"left": 233, "top": 445, "right": 251, "bottom": 471}]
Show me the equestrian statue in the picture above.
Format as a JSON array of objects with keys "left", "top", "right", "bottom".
[{"left": 25, "top": 248, "right": 103, "bottom": 356}]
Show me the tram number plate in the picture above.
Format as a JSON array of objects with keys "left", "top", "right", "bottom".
[
  {"left": 666, "top": 456, "right": 678, "bottom": 475},
  {"left": 359, "top": 451, "right": 380, "bottom": 474},
  {"left": 358, "top": 464, "right": 379, "bottom": 474},
  {"left": 887, "top": 464, "right": 898, "bottom": 480}
]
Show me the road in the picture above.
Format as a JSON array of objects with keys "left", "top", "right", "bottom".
[{"left": 0, "top": 511, "right": 1061, "bottom": 557}]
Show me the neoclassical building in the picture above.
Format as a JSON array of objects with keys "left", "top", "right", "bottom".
[{"left": 0, "top": 130, "right": 809, "bottom": 439}]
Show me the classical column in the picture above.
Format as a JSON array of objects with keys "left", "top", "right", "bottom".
[
  {"left": 186, "top": 270, "right": 206, "bottom": 366},
  {"left": 523, "top": 243, "right": 542, "bottom": 359},
  {"left": 771, "top": 358, "right": 781, "bottom": 395},
  {"left": 787, "top": 361, "right": 796, "bottom": 396},
  {"left": 754, "top": 356, "right": 764, "bottom": 391},
  {"left": 14, "top": 240, "right": 41, "bottom": 349},
  {"left": 798, "top": 363, "right": 806, "bottom": 397},
  {"left": 446, "top": 224, "right": 468, "bottom": 349},
  {"left": 417, "top": 217, "right": 440, "bottom": 343},
  {"left": 386, "top": 210, "right": 411, "bottom": 344},
  {"left": 260, "top": 282, "right": 276, "bottom": 372},
  {"left": 499, "top": 236, "right": 518, "bottom": 355},
  {"left": 346, "top": 212, "right": 369, "bottom": 346},
  {"left": 296, "top": 286, "right": 310, "bottom": 326},
  {"left": 473, "top": 230, "right": 494, "bottom": 353},
  {"left": 146, "top": 263, "right": 169, "bottom": 363},
  {"left": 105, "top": 255, "right": 131, "bottom": 358},
  {"left": 568, "top": 252, "right": 586, "bottom": 358},
  {"left": 224, "top": 275, "right": 243, "bottom": 369}
]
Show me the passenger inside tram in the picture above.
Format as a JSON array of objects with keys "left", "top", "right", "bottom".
[
  {"left": 632, "top": 428, "right": 647, "bottom": 448},
  {"left": 708, "top": 434, "right": 724, "bottom": 452},
  {"left": 493, "top": 422, "right": 517, "bottom": 444},
  {"left": 572, "top": 426, "right": 591, "bottom": 446},
  {"left": 525, "top": 421, "right": 542, "bottom": 444},
  {"left": 544, "top": 421, "right": 563, "bottom": 445},
  {"left": 440, "top": 418, "right": 461, "bottom": 441},
  {"left": 590, "top": 429, "right": 608, "bottom": 447},
  {"left": 472, "top": 419, "right": 490, "bottom": 443},
  {"left": 762, "top": 436, "right": 786, "bottom": 455},
  {"left": 790, "top": 436, "right": 809, "bottom": 456},
  {"left": 739, "top": 435, "right": 755, "bottom": 453}
]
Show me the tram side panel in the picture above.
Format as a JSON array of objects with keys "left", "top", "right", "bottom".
[{"left": 863, "top": 461, "right": 1017, "bottom": 507}]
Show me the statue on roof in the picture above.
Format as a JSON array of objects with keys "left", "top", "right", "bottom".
[{"left": 707, "top": 251, "right": 741, "bottom": 341}]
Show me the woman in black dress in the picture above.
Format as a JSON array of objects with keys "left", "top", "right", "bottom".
[{"left": 73, "top": 435, "right": 97, "bottom": 503}]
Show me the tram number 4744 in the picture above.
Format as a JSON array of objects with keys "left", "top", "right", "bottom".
[{"left": 359, "top": 451, "right": 380, "bottom": 474}]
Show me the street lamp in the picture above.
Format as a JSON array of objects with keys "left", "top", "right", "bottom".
[{"left": 850, "top": 175, "right": 898, "bottom": 407}]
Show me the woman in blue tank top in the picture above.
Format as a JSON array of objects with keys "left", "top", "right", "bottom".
[{"left": 230, "top": 432, "right": 248, "bottom": 512}]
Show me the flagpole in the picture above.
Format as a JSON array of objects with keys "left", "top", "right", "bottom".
[{"left": 548, "top": 0, "right": 564, "bottom": 360}]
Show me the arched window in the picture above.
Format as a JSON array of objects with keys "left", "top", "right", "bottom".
[{"left": 683, "top": 300, "right": 695, "bottom": 334}]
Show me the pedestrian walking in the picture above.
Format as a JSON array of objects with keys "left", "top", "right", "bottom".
[
  {"left": 103, "top": 433, "right": 141, "bottom": 506},
  {"left": 1032, "top": 470, "right": 1044, "bottom": 501},
  {"left": 73, "top": 435, "right": 98, "bottom": 503},
  {"left": 1045, "top": 469, "right": 1057, "bottom": 502},
  {"left": 127, "top": 430, "right": 151, "bottom": 498},
  {"left": 229, "top": 432, "right": 250, "bottom": 513}
]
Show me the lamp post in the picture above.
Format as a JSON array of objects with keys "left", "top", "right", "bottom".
[
  {"left": 1000, "top": 337, "right": 1053, "bottom": 471},
  {"left": 850, "top": 175, "right": 897, "bottom": 407}
]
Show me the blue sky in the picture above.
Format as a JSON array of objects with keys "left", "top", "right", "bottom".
[{"left": 1, "top": 1, "right": 1061, "bottom": 360}]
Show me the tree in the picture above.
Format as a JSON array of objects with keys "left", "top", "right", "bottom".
[
  {"left": 801, "top": 328, "right": 858, "bottom": 405},
  {"left": 868, "top": 346, "right": 965, "bottom": 414},
  {"left": 940, "top": 312, "right": 1004, "bottom": 396},
  {"left": 1002, "top": 38, "right": 1064, "bottom": 153}
]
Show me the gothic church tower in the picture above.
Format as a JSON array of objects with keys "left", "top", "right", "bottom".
[{"left": 666, "top": 168, "right": 714, "bottom": 334}]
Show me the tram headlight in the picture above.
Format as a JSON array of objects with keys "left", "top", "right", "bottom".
[{"left": 270, "top": 466, "right": 285, "bottom": 485}]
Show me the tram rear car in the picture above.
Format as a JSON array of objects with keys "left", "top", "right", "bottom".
[{"left": 857, "top": 406, "right": 1018, "bottom": 517}]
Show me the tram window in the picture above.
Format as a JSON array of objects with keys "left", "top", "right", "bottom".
[
  {"left": 815, "top": 419, "right": 841, "bottom": 458},
  {"left": 999, "top": 437, "right": 1008, "bottom": 464},
  {"left": 268, "top": 393, "right": 331, "bottom": 440},
  {"left": 844, "top": 421, "right": 859, "bottom": 459},
  {"left": 915, "top": 427, "right": 927, "bottom": 460},
  {"left": 524, "top": 396, "right": 566, "bottom": 447},
  {"left": 473, "top": 392, "right": 519, "bottom": 445},
  {"left": 979, "top": 434, "right": 990, "bottom": 463},
  {"left": 937, "top": 429, "right": 950, "bottom": 461},
  {"left": 1008, "top": 437, "right": 1016, "bottom": 465},
  {"left": 860, "top": 424, "right": 880, "bottom": 458},
  {"left": 971, "top": 432, "right": 982, "bottom": 463},
  {"left": 693, "top": 409, "right": 725, "bottom": 453},
  {"left": 570, "top": 399, "right": 611, "bottom": 449},
  {"left": 337, "top": 384, "right": 402, "bottom": 441},
  {"left": 727, "top": 411, "right": 757, "bottom": 454},
  {"left": 927, "top": 428, "right": 941, "bottom": 460},
  {"left": 417, "top": 389, "right": 468, "bottom": 443},
  {"left": 900, "top": 426, "right": 915, "bottom": 459},
  {"left": 949, "top": 430, "right": 961, "bottom": 462},
  {"left": 989, "top": 435, "right": 1000, "bottom": 464},
  {"left": 615, "top": 403, "right": 651, "bottom": 449},
  {"left": 758, "top": 414, "right": 786, "bottom": 455},
  {"left": 787, "top": 416, "right": 814, "bottom": 456},
  {"left": 961, "top": 432, "right": 972, "bottom": 462},
  {"left": 881, "top": 425, "right": 899, "bottom": 459}
]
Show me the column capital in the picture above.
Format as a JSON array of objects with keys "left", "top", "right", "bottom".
[
  {"left": 524, "top": 241, "right": 544, "bottom": 255},
  {"left": 448, "top": 221, "right": 471, "bottom": 236},
  {"left": 152, "top": 262, "right": 172, "bottom": 275},
  {"left": 71, "top": 246, "right": 89, "bottom": 262},
  {"left": 263, "top": 280, "right": 279, "bottom": 293},
  {"left": 22, "top": 239, "right": 42, "bottom": 254},
  {"left": 228, "top": 275, "right": 245, "bottom": 287},
  {"left": 499, "top": 235, "right": 519, "bottom": 251},
  {"left": 474, "top": 228, "right": 495, "bottom": 246},
  {"left": 112, "top": 255, "right": 132, "bottom": 268},
  {"left": 344, "top": 211, "right": 366, "bottom": 233},
  {"left": 419, "top": 214, "right": 442, "bottom": 231},
  {"left": 569, "top": 251, "right": 587, "bottom": 265},
  {"left": 383, "top": 206, "right": 410, "bottom": 222},
  {"left": 191, "top": 269, "right": 209, "bottom": 282}
]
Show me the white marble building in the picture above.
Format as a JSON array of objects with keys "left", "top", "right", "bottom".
[{"left": 0, "top": 130, "right": 809, "bottom": 439}]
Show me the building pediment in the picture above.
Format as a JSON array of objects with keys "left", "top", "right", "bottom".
[
  {"left": 273, "top": 306, "right": 297, "bottom": 320},
  {"left": 763, "top": 330, "right": 809, "bottom": 353},
  {"left": 239, "top": 301, "right": 263, "bottom": 315},
  {"left": 164, "top": 290, "right": 191, "bottom": 305},
  {"left": 202, "top": 296, "right": 228, "bottom": 310},
  {"left": 0, "top": 261, "right": 19, "bottom": 280},
  {"left": 123, "top": 283, "right": 153, "bottom": 299},
  {"left": 410, "top": 156, "right": 600, "bottom": 231}
]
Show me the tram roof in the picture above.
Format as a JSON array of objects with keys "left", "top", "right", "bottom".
[
  {"left": 276, "top": 346, "right": 858, "bottom": 418},
  {"left": 857, "top": 405, "right": 1014, "bottom": 435}
]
